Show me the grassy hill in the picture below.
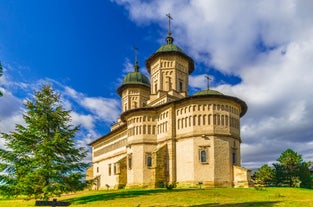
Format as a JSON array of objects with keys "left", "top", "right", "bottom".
[{"left": 0, "top": 187, "right": 312, "bottom": 207}]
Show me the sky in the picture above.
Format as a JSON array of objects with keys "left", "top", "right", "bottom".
[{"left": 0, "top": 0, "right": 313, "bottom": 169}]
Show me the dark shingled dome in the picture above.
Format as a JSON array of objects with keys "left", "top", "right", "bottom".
[{"left": 121, "top": 72, "right": 150, "bottom": 87}]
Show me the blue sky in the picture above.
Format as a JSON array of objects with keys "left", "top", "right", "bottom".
[{"left": 1, "top": 0, "right": 313, "bottom": 168}]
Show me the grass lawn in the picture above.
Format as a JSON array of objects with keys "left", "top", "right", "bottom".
[{"left": 0, "top": 187, "right": 312, "bottom": 207}]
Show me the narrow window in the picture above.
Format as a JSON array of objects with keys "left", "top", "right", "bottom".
[
  {"left": 179, "top": 81, "right": 183, "bottom": 91},
  {"left": 96, "top": 167, "right": 99, "bottom": 173},
  {"left": 147, "top": 154, "right": 152, "bottom": 168},
  {"left": 108, "top": 164, "right": 112, "bottom": 176},
  {"left": 198, "top": 115, "right": 202, "bottom": 125},
  {"left": 200, "top": 150, "right": 207, "bottom": 163},
  {"left": 232, "top": 152, "right": 236, "bottom": 164},
  {"left": 128, "top": 154, "right": 132, "bottom": 170}
]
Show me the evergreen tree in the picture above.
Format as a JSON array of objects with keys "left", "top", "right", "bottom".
[
  {"left": 254, "top": 164, "right": 274, "bottom": 186},
  {"left": 0, "top": 84, "right": 88, "bottom": 199},
  {"left": 273, "top": 149, "right": 309, "bottom": 187}
]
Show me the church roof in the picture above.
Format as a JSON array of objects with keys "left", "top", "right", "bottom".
[
  {"left": 117, "top": 71, "right": 150, "bottom": 96},
  {"left": 155, "top": 43, "right": 185, "bottom": 54},
  {"left": 122, "top": 71, "right": 150, "bottom": 87},
  {"left": 146, "top": 34, "right": 194, "bottom": 74},
  {"left": 193, "top": 89, "right": 224, "bottom": 96},
  {"left": 117, "top": 56, "right": 150, "bottom": 96}
]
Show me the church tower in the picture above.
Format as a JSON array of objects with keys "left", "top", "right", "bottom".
[
  {"left": 117, "top": 52, "right": 150, "bottom": 112},
  {"left": 146, "top": 14, "right": 194, "bottom": 106}
]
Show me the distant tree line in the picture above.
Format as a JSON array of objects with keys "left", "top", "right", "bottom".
[{"left": 253, "top": 149, "right": 313, "bottom": 188}]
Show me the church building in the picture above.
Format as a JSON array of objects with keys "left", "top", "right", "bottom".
[{"left": 88, "top": 17, "right": 250, "bottom": 189}]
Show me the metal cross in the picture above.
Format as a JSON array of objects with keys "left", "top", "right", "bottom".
[
  {"left": 166, "top": 13, "right": 173, "bottom": 36},
  {"left": 204, "top": 75, "right": 212, "bottom": 89},
  {"left": 133, "top": 46, "right": 139, "bottom": 72}
]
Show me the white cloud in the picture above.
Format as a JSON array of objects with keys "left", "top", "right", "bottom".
[
  {"left": 64, "top": 86, "right": 121, "bottom": 123},
  {"left": 113, "top": 0, "right": 313, "bottom": 168}
]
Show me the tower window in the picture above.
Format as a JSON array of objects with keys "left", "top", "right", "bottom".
[
  {"left": 199, "top": 147, "right": 209, "bottom": 164},
  {"left": 179, "top": 81, "right": 183, "bottom": 92},
  {"left": 200, "top": 150, "right": 207, "bottom": 163},
  {"left": 146, "top": 153, "right": 152, "bottom": 168},
  {"left": 232, "top": 152, "right": 236, "bottom": 164}
]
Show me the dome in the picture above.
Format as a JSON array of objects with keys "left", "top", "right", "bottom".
[
  {"left": 121, "top": 71, "right": 150, "bottom": 87},
  {"left": 156, "top": 43, "right": 185, "bottom": 54},
  {"left": 193, "top": 89, "right": 224, "bottom": 96},
  {"left": 146, "top": 36, "right": 194, "bottom": 74}
]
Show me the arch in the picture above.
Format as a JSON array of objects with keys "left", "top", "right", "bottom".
[
  {"left": 193, "top": 115, "right": 197, "bottom": 126},
  {"left": 225, "top": 115, "right": 229, "bottom": 126},
  {"left": 198, "top": 115, "right": 202, "bottom": 125}
]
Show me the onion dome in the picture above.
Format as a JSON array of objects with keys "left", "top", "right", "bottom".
[
  {"left": 146, "top": 14, "right": 194, "bottom": 74},
  {"left": 117, "top": 57, "right": 150, "bottom": 96}
]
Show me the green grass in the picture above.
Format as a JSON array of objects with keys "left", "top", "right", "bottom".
[{"left": 0, "top": 187, "right": 312, "bottom": 207}]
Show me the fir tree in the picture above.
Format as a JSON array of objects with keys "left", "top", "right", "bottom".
[
  {"left": 0, "top": 84, "right": 88, "bottom": 199},
  {"left": 254, "top": 164, "right": 274, "bottom": 186}
]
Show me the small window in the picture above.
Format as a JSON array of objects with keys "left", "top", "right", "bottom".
[
  {"left": 96, "top": 167, "right": 99, "bottom": 173},
  {"left": 128, "top": 154, "right": 132, "bottom": 170},
  {"left": 232, "top": 152, "right": 236, "bottom": 165},
  {"left": 108, "top": 164, "right": 112, "bottom": 176},
  {"left": 200, "top": 150, "right": 207, "bottom": 163},
  {"left": 179, "top": 81, "right": 183, "bottom": 91},
  {"left": 199, "top": 147, "right": 209, "bottom": 164},
  {"left": 146, "top": 153, "right": 152, "bottom": 168}
]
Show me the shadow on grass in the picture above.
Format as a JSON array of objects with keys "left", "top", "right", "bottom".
[
  {"left": 64, "top": 189, "right": 191, "bottom": 204},
  {"left": 190, "top": 201, "right": 280, "bottom": 207}
]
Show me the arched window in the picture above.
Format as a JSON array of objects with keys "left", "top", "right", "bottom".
[
  {"left": 146, "top": 154, "right": 152, "bottom": 167},
  {"left": 208, "top": 114, "right": 211, "bottom": 125},
  {"left": 225, "top": 115, "right": 229, "bottom": 126},
  {"left": 143, "top": 125, "right": 146, "bottom": 134},
  {"left": 200, "top": 150, "right": 207, "bottom": 163}
]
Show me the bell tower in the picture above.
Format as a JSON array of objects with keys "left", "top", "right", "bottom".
[{"left": 146, "top": 14, "right": 194, "bottom": 106}]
